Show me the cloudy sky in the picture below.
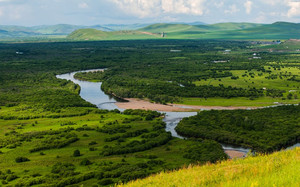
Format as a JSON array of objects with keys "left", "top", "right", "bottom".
[{"left": 0, "top": 0, "right": 299, "bottom": 26}]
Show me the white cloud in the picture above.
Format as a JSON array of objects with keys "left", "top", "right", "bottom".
[
  {"left": 244, "top": 0, "right": 252, "bottom": 14},
  {"left": 78, "top": 2, "right": 88, "bottom": 9},
  {"left": 111, "top": 0, "right": 206, "bottom": 18},
  {"left": 287, "top": 1, "right": 300, "bottom": 18},
  {"left": 224, "top": 4, "right": 239, "bottom": 14},
  {"left": 214, "top": 1, "right": 224, "bottom": 8},
  {"left": 111, "top": 0, "right": 160, "bottom": 17}
]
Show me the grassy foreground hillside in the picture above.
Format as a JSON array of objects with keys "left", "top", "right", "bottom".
[{"left": 120, "top": 148, "right": 300, "bottom": 187}]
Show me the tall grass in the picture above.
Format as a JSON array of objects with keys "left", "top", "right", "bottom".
[{"left": 120, "top": 148, "right": 300, "bottom": 187}]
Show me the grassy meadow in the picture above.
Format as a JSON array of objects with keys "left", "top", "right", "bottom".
[
  {"left": 180, "top": 66, "right": 300, "bottom": 106},
  {"left": 0, "top": 106, "right": 228, "bottom": 186},
  {"left": 120, "top": 148, "right": 300, "bottom": 187}
]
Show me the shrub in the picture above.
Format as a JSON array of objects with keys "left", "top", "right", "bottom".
[
  {"left": 98, "top": 178, "right": 114, "bottom": 185},
  {"left": 15, "top": 157, "right": 30, "bottom": 163},
  {"left": 73, "top": 150, "right": 81, "bottom": 157},
  {"left": 88, "top": 141, "right": 97, "bottom": 145},
  {"left": 80, "top": 158, "right": 92, "bottom": 166}
]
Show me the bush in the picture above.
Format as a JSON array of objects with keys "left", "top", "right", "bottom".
[
  {"left": 6, "top": 174, "right": 18, "bottom": 181},
  {"left": 80, "top": 158, "right": 92, "bottom": 166},
  {"left": 73, "top": 150, "right": 81, "bottom": 157},
  {"left": 88, "top": 141, "right": 97, "bottom": 145},
  {"left": 15, "top": 157, "right": 30, "bottom": 163},
  {"left": 98, "top": 178, "right": 114, "bottom": 185}
]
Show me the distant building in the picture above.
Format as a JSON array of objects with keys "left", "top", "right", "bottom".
[
  {"left": 223, "top": 49, "right": 231, "bottom": 54},
  {"left": 212, "top": 60, "right": 229, "bottom": 63},
  {"left": 170, "top": 50, "right": 182, "bottom": 52}
]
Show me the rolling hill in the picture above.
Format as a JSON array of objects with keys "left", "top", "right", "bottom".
[
  {"left": 139, "top": 22, "right": 263, "bottom": 33},
  {"left": 67, "top": 29, "right": 160, "bottom": 40},
  {"left": 138, "top": 22, "right": 299, "bottom": 40},
  {"left": 67, "top": 22, "right": 300, "bottom": 41},
  {"left": 1, "top": 22, "right": 300, "bottom": 41},
  {"left": 0, "top": 24, "right": 151, "bottom": 40},
  {"left": 120, "top": 148, "right": 300, "bottom": 187}
]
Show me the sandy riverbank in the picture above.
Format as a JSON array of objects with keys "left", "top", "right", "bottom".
[
  {"left": 225, "top": 150, "right": 247, "bottom": 159},
  {"left": 116, "top": 98, "right": 259, "bottom": 112}
]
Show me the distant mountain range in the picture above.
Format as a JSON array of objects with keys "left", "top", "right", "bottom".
[
  {"left": 1, "top": 22, "right": 300, "bottom": 41},
  {"left": 0, "top": 23, "right": 150, "bottom": 39}
]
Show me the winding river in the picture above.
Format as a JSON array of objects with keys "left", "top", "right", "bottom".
[{"left": 57, "top": 69, "right": 298, "bottom": 158}]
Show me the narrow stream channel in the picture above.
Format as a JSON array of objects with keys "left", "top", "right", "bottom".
[{"left": 57, "top": 69, "right": 298, "bottom": 158}]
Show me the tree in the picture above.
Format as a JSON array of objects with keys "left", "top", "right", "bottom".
[
  {"left": 15, "top": 157, "right": 30, "bottom": 163},
  {"left": 80, "top": 158, "right": 92, "bottom": 166},
  {"left": 73, "top": 149, "right": 81, "bottom": 157}
]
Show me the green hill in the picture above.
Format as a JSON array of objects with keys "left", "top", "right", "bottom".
[
  {"left": 140, "top": 22, "right": 263, "bottom": 33},
  {"left": 67, "top": 28, "right": 109, "bottom": 40},
  {"left": 0, "top": 24, "right": 150, "bottom": 40},
  {"left": 138, "top": 23, "right": 195, "bottom": 33},
  {"left": 137, "top": 22, "right": 300, "bottom": 40},
  {"left": 208, "top": 22, "right": 264, "bottom": 30},
  {"left": 67, "top": 22, "right": 267, "bottom": 41},
  {"left": 2, "top": 22, "right": 300, "bottom": 41},
  {"left": 120, "top": 148, "right": 300, "bottom": 187},
  {"left": 67, "top": 28, "right": 159, "bottom": 40}
]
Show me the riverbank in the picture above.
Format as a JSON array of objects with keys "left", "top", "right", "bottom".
[
  {"left": 225, "top": 150, "right": 247, "bottom": 159},
  {"left": 116, "top": 98, "right": 260, "bottom": 112}
]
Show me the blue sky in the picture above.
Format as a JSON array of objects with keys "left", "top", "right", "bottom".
[{"left": 0, "top": 0, "right": 299, "bottom": 26}]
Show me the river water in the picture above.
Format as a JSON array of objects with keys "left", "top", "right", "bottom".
[
  {"left": 56, "top": 69, "right": 120, "bottom": 111},
  {"left": 57, "top": 69, "right": 298, "bottom": 157}
]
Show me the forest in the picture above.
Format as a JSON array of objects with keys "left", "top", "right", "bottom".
[
  {"left": 176, "top": 105, "right": 300, "bottom": 152},
  {"left": 0, "top": 39, "right": 299, "bottom": 186},
  {"left": 73, "top": 40, "right": 300, "bottom": 105},
  {"left": 0, "top": 40, "right": 232, "bottom": 186}
]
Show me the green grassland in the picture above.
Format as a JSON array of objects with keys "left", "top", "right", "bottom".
[
  {"left": 67, "top": 22, "right": 300, "bottom": 41},
  {"left": 180, "top": 66, "right": 300, "bottom": 106},
  {"left": 1, "top": 21, "right": 300, "bottom": 42},
  {"left": 67, "top": 29, "right": 159, "bottom": 41},
  {"left": 120, "top": 147, "right": 300, "bottom": 187},
  {"left": 0, "top": 40, "right": 299, "bottom": 186},
  {"left": 0, "top": 106, "right": 227, "bottom": 186},
  {"left": 0, "top": 40, "right": 234, "bottom": 186},
  {"left": 179, "top": 97, "right": 298, "bottom": 107}
]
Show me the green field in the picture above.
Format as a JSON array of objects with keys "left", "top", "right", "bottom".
[
  {"left": 179, "top": 97, "right": 299, "bottom": 107},
  {"left": 178, "top": 66, "right": 300, "bottom": 106}
]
